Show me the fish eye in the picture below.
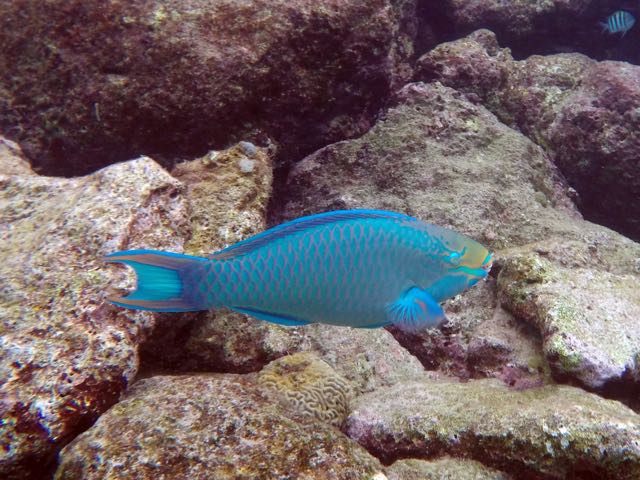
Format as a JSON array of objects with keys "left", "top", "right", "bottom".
[{"left": 447, "top": 247, "right": 466, "bottom": 265}]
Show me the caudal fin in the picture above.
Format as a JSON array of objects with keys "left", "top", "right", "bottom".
[{"left": 103, "top": 249, "right": 208, "bottom": 312}]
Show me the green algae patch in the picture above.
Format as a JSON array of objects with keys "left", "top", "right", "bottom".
[{"left": 498, "top": 252, "right": 552, "bottom": 286}]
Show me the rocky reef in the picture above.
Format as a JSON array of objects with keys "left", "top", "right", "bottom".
[
  {"left": 0, "top": 0, "right": 416, "bottom": 175},
  {"left": 1, "top": 1, "right": 640, "bottom": 479},
  {"left": 415, "top": 28, "right": 640, "bottom": 245},
  {"left": 347, "top": 379, "right": 640, "bottom": 479},
  {"left": 55, "top": 374, "right": 384, "bottom": 479}
]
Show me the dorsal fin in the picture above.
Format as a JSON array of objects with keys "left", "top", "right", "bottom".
[{"left": 209, "top": 209, "right": 414, "bottom": 260}]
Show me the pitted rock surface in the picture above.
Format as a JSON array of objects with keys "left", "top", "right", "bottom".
[
  {"left": 347, "top": 378, "right": 640, "bottom": 479},
  {"left": 0, "top": 157, "right": 190, "bottom": 479},
  {"left": 55, "top": 374, "right": 384, "bottom": 480}
]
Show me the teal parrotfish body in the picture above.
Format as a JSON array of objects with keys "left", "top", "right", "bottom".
[{"left": 104, "top": 210, "right": 493, "bottom": 333}]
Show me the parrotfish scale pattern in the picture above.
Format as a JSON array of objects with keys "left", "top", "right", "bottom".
[
  {"left": 185, "top": 214, "right": 490, "bottom": 328},
  {"left": 105, "top": 210, "right": 491, "bottom": 326}
]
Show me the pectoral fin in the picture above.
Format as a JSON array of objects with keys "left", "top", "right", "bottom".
[{"left": 386, "top": 287, "right": 447, "bottom": 333}]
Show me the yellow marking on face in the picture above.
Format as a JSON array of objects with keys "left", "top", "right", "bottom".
[{"left": 459, "top": 243, "right": 492, "bottom": 271}]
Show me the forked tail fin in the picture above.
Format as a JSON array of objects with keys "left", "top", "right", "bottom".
[{"left": 103, "top": 249, "right": 209, "bottom": 312}]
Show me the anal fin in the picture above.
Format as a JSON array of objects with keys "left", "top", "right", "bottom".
[
  {"left": 231, "top": 307, "right": 312, "bottom": 327},
  {"left": 386, "top": 287, "right": 447, "bottom": 333},
  {"left": 357, "top": 321, "right": 392, "bottom": 329}
]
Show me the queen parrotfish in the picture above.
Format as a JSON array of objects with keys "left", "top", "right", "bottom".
[{"left": 104, "top": 210, "right": 493, "bottom": 332}]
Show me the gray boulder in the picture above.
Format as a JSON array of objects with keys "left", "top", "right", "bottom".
[
  {"left": 347, "top": 378, "right": 640, "bottom": 479},
  {"left": 279, "top": 79, "right": 640, "bottom": 400},
  {"left": 0, "top": 0, "right": 417, "bottom": 175},
  {"left": 498, "top": 239, "right": 640, "bottom": 390},
  {"left": 0, "top": 157, "right": 188, "bottom": 479},
  {"left": 416, "top": 30, "right": 640, "bottom": 240},
  {"left": 55, "top": 374, "right": 385, "bottom": 479},
  {"left": 386, "top": 457, "right": 511, "bottom": 480}
]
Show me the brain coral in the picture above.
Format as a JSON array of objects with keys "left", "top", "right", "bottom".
[{"left": 258, "top": 352, "right": 353, "bottom": 427}]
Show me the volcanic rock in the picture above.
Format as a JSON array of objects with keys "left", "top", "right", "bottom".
[
  {"left": 55, "top": 374, "right": 384, "bottom": 479},
  {"left": 0, "top": 157, "right": 188, "bottom": 479},
  {"left": 347, "top": 378, "right": 640, "bottom": 479},
  {"left": 386, "top": 457, "right": 511, "bottom": 480},
  {"left": 0, "top": 0, "right": 417, "bottom": 175},
  {"left": 498, "top": 238, "right": 640, "bottom": 390},
  {"left": 416, "top": 30, "right": 640, "bottom": 240}
]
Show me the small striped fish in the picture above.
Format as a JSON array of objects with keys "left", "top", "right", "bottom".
[
  {"left": 104, "top": 210, "right": 493, "bottom": 332},
  {"left": 601, "top": 10, "right": 636, "bottom": 36}
]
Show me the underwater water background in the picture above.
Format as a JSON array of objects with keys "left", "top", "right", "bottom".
[{"left": 1, "top": 1, "right": 640, "bottom": 479}]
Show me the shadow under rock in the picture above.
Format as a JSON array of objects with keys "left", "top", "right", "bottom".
[
  {"left": 547, "top": 364, "right": 640, "bottom": 415},
  {"left": 137, "top": 310, "right": 292, "bottom": 379},
  {"left": 137, "top": 312, "right": 215, "bottom": 378}
]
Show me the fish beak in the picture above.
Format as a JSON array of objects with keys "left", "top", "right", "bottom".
[{"left": 481, "top": 252, "right": 493, "bottom": 275}]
